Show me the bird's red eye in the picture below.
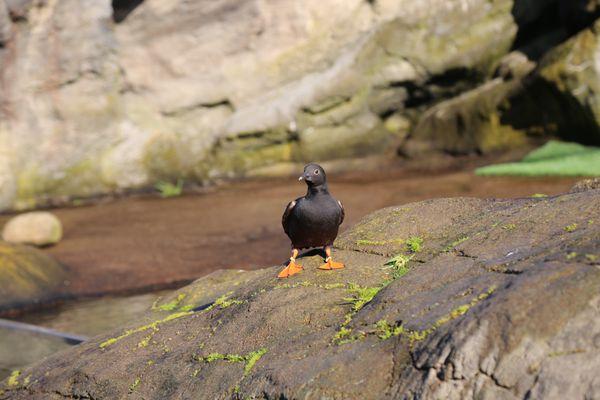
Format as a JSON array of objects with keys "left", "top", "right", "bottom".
[{"left": 314, "top": 170, "right": 319, "bottom": 174}]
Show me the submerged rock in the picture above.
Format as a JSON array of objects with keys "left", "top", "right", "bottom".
[
  {"left": 0, "top": 242, "right": 68, "bottom": 314},
  {"left": 2, "top": 212, "right": 62, "bottom": 247},
  {"left": 2, "top": 188, "right": 598, "bottom": 399}
]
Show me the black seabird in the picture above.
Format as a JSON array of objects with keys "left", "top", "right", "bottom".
[{"left": 279, "top": 163, "right": 345, "bottom": 278}]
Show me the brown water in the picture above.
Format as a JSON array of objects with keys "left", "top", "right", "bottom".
[
  {"left": 3, "top": 169, "right": 579, "bottom": 301},
  {"left": 0, "top": 168, "right": 580, "bottom": 380}
]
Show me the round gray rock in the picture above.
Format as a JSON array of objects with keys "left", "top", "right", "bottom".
[{"left": 2, "top": 212, "right": 63, "bottom": 247}]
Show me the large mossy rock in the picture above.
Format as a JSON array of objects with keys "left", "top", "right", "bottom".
[
  {"left": 0, "top": 0, "right": 557, "bottom": 211},
  {"left": 504, "top": 18, "right": 600, "bottom": 148},
  {"left": 0, "top": 242, "right": 68, "bottom": 313},
  {"left": 2, "top": 187, "right": 598, "bottom": 399}
]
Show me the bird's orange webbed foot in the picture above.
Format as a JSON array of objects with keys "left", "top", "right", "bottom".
[
  {"left": 278, "top": 249, "right": 303, "bottom": 278},
  {"left": 278, "top": 261, "right": 303, "bottom": 278},
  {"left": 318, "top": 257, "right": 345, "bottom": 270}
]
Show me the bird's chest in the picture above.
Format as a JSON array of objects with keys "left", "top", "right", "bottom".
[{"left": 294, "top": 198, "right": 338, "bottom": 228}]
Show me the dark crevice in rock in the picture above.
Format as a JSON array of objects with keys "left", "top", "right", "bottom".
[
  {"left": 478, "top": 367, "right": 513, "bottom": 391},
  {"left": 485, "top": 266, "right": 523, "bottom": 275},
  {"left": 428, "top": 68, "right": 482, "bottom": 88},
  {"left": 501, "top": 78, "right": 600, "bottom": 146},
  {"left": 559, "top": 0, "right": 600, "bottom": 35},
  {"left": 112, "top": 0, "right": 144, "bottom": 23},
  {"left": 453, "top": 250, "right": 478, "bottom": 259},
  {"left": 162, "top": 99, "right": 233, "bottom": 117},
  {"left": 301, "top": 96, "right": 352, "bottom": 115},
  {"left": 511, "top": 0, "right": 600, "bottom": 61},
  {"left": 388, "top": 81, "right": 432, "bottom": 109},
  {"left": 511, "top": 1, "right": 566, "bottom": 60}
]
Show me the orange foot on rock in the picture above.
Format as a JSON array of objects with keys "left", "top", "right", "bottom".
[
  {"left": 278, "top": 261, "right": 303, "bottom": 278},
  {"left": 318, "top": 259, "right": 345, "bottom": 270}
]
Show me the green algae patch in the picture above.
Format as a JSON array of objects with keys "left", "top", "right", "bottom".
[
  {"left": 129, "top": 377, "right": 141, "bottom": 393},
  {"left": 137, "top": 333, "right": 156, "bottom": 348},
  {"left": 375, "top": 320, "right": 404, "bottom": 340},
  {"left": 333, "top": 284, "right": 384, "bottom": 344},
  {"left": 476, "top": 140, "right": 600, "bottom": 177},
  {"left": 244, "top": 348, "right": 268, "bottom": 375},
  {"left": 345, "top": 284, "right": 383, "bottom": 312},
  {"left": 333, "top": 326, "right": 353, "bottom": 342},
  {"left": 7, "top": 370, "right": 20, "bottom": 388},
  {"left": 154, "top": 293, "right": 187, "bottom": 312},
  {"left": 371, "top": 286, "right": 497, "bottom": 344},
  {"left": 406, "top": 236, "right": 423, "bottom": 253},
  {"left": 443, "top": 236, "right": 469, "bottom": 252},
  {"left": 564, "top": 223, "right": 578, "bottom": 232},
  {"left": 356, "top": 238, "right": 404, "bottom": 246},
  {"left": 585, "top": 254, "right": 598, "bottom": 263},
  {"left": 334, "top": 253, "right": 418, "bottom": 344},
  {"left": 206, "top": 293, "right": 245, "bottom": 311},
  {"left": 100, "top": 311, "right": 194, "bottom": 349},
  {"left": 407, "top": 286, "right": 496, "bottom": 342},
  {"left": 194, "top": 348, "right": 268, "bottom": 376},
  {"left": 384, "top": 254, "right": 414, "bottom": 280}
]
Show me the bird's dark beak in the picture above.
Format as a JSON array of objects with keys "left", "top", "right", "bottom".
[{"left": 300, "top": 173, "right": 312, "bottom": 183}]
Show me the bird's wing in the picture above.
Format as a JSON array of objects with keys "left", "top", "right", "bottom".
[
  {"left": 338, "top": 200, "right": 345, "bottom": 225},
  {"left": 282, "top": 200, "right": 297, "bottom": 234}
]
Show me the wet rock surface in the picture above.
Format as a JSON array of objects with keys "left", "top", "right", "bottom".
[
  {"left": 1, "top": 187, "right": 598, "bottom": 399},
  {"left": 0, "top": 242, "right": 69, "bottom": 314}
]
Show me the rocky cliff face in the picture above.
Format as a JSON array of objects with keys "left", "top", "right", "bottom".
[
  {"left": 0, "top": 0, "right": 598, "bottom": 210},
  {"left": 1, "top": 184, "right": 598, "bottom": 399}
]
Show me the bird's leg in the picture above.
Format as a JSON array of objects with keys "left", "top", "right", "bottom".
[
  {"left": 318, "top": 246, "right": 345, "bottom": 270},
  {"left": 278, "top": 249, "right": 304, "bottom": 278}
]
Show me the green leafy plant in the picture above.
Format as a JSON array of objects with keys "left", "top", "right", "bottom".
[
  {"left": 384, "top": 254, "right": 414, "bottom": 279},
  {"left": 406, "top": 236, "right": 423, "bottom": 253},
  {"left": 476, "top": 140, "right": 600, "bottom": 177},
  {"left": 155, "top": 179, "right": 184, "bottom": 198}
]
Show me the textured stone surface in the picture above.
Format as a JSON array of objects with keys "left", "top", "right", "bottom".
[
  {"left": 0, "top": 0, "right": 528, "bottom": 211},
  {"left": 406, "top": 51, "right": 540, "bottom": 155},
  {"left": 2, "top": 212, "right": 62, "bottom": 246},
  {"left": 570, "top": 177, "right": 600, "bottom": 192},
  {"left": 529, "top": 19, "right": 600, "bottom": 145},
  {"left": 1, "top": 189, "right": 598, "bottom": 399},
  {"left": 0, "top": 0, "right": 597, "bottom": 211}
]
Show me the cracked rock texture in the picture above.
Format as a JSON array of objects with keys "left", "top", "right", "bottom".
[
  {"left": 1, "top": 185, "right": 598, "bottom": 399},
  {"left": 0, "top": 0, "right": 598, "bottom": 210}
]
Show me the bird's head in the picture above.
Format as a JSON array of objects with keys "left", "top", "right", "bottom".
[{"left": 299, "top": 163, "right": 326, "bottom": 187}]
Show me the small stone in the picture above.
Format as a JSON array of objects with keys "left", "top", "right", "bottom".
[{"left": 2, "top": 211, "right": 63, "bottom": 246}]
